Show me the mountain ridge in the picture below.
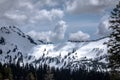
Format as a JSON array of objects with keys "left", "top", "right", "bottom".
[{"left": 0, "top": 26, "right": 109, "bottom": 70}]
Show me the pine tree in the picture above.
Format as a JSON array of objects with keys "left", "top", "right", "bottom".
[
  {"left": 3, "top": 65, "right": 13, "bottom": 80},
  {"left": 0, "top": 73, "right": 3, "bottom": 80},
  {"left": 26, "top": 72, "right": 36, "bottom": 80},
  {"left": 44, "top": 68, "right": 54, "bottom": 80},
  {"left": 107, "top": 1, "right": 120, "bottom": 80}
]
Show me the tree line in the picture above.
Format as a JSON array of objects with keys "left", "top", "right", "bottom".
[{"left": 0, "top": 62, "right": 110, "bottom": 80}]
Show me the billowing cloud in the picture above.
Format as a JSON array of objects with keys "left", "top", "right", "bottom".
[
  {"left": 69, "top": 31, "right": 90, "bottom": 41},
  {"left": 66, "top": 0, "right": 118, "bottom": 14},
  {"left": 0, "top": 0, "right": 117, "bottom": 42},
  {"left": 27, "top": 30, "right": 53, "bottom": 42},
  {"left": 29, "top": 9, "right": 64, "bottom": 23},
  {"left": 52, "top": 20, "right": 67, "bottom": 41},
  {"left": 96, "top": 14, "right": 111, "bottom": 36},
  {"left": 34, "top": 0, "right": 65, "bottom": 7},
  {"left": 27, "top": 20, "right": 67, "bottom": 42},
  {"left": 0, "top": 0, "right": 64, "bottom": 27}
]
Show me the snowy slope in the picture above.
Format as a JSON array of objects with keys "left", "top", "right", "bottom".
[
  {"left": 0, "top": 26, "right": 109, "bottom": 70},
  {"left": 0, "top": 26, "right": 43, "bottom": 63},
  {"left": 31, "top": 38, "right": 109, "bottom": 70}
]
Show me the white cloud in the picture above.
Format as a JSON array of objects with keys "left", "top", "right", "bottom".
[
  {"left": 96, "top": 14, "right": 111, "bottom": 36},
  {"left": 27, "top": 20, "right": 67, "bottom": 42},
  {"left": 41, "top": 0, "right": 59, "bottom": 7},
  {"left": 66, "top": 0, "right": 119, "bottom": 14},
  {"left": 69, "top": 31, "right": 90, "bottom": 41},
  {"left": 51, "top": 9, "right": 64, "bottom": 19},
  {"left": 0, "top": 0, "right": 117, "bottom": 42},
  {"left": 5, "top": 11, "right": 27, "bottom": 21},
  {"left": 0, "top": 0, "right": 67, "bottom": 42},
  {"left": 52, "top": 20, "right": 67, "bottom": 41},
  {"left": 19, "top": 1, "right": 34, "bottom": 10},
  {"left": 27, "top": 30, "right": 54, "bottom": 42},
  {"left": 31, "top": 9, "right": 64, "bottom": 23},
  {"left": 34, "top": 0, "right": 65, "bottom": 7},
  {"left": 0, "top": 0, "right": 64, "bottom": 27}
]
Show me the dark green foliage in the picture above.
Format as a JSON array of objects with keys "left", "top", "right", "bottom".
[
  {"left": 44, "top": 67, "right": 54, "bottom": 80},
  {"left": 26, "top": 72, "right": 36, "bottom": 80},
  {"left": 107, "top": 1, "right": 120, "bottom": 80},
  {"left": 0, "top": 73, "right": 3, "bottom": 80},
  {"left": 3, "top": 65, "right": 13, "bottom": 80},
  {"left": 0, "top": 62, "right": 110, "bottom": 80},
  {"left": 110, "top": 71, "right": 120, "bottom": 80}
]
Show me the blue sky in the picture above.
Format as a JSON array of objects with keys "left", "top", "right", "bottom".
[{"left": 0, "top": 0, "right": 119, "bottom": 42}]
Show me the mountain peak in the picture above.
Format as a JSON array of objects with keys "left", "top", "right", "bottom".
[{"left": 0, "top": 26, "right": 25, "bottom": 36}]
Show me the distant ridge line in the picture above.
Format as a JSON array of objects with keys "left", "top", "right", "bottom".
[{"left": 68, "top": 36, "right": 108, "bottom": 43}]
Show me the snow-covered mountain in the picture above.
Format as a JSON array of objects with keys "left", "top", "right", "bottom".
[
  {"left": 0, "top": 26, "right": 43, "bottom": 63},
  {"left": 0, "top": 26, "right": 109, "bottom": 70},
  {"left": 31, "top": 37, "right": 109, "bottom": 70}
]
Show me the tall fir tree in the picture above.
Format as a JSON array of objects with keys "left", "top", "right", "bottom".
[
  {"left": 44, "top": 68, "right": 54, "bottom": 80},
  {"left": 26, "top": 72, "right": 36, "bottom": 80},
  {"left": 107, "top": 1, "right": 120, "bottom": 80},
  {"left": 0, "top": 73, "right": 3, "bottom": 80},
  {"left": 3, "top": 65, "right": 13, "bottom": 80}
]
